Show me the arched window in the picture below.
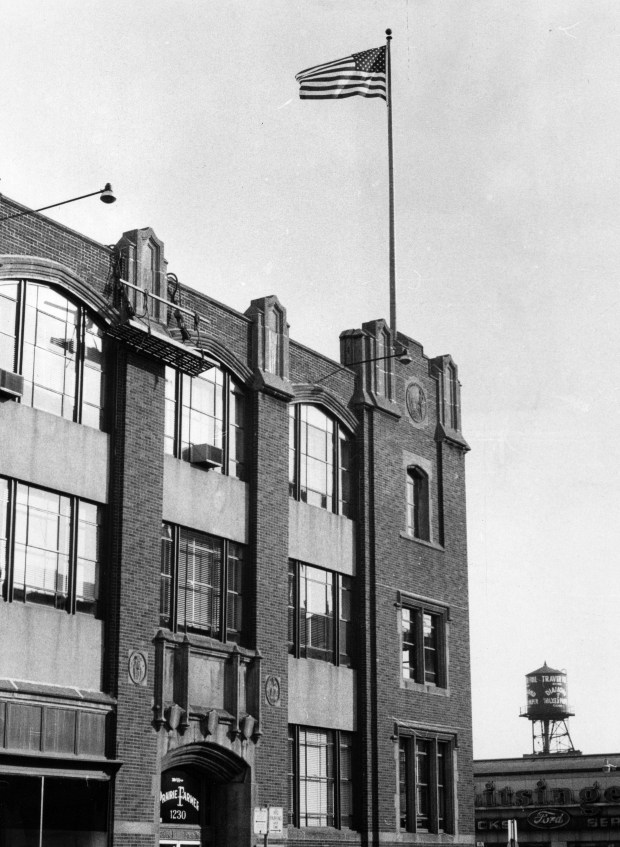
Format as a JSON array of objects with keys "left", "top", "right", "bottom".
[
  {"left": 406, "top": 467, "right": 430, "bottom": 541},
  {"left": 164, "top": 364, "right": 246, "bottom": 480},
  {"left": 288, "top": 404, "right": 352, "bottom": 518},
  {"left": 374, "top": 327, "right": 393, "bottom": 399},
  {"left": 265, "top": 304, "right": 283, "bottom": 375},
  {"left": 446, "top": 363, "right": 459, "bottom": 429},
  {"left": 0, "top": 280, "right": 107, "bottom": 428}
]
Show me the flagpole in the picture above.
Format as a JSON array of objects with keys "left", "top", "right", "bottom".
[{"left": 386, "top": 28, "right": 397, "bottom": 349}]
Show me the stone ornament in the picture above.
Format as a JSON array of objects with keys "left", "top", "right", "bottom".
[
  {"left": 265, "top": 675, "right": 281, "bottom": 707},
  {"left": 128, "top": 650, "right": 148, "bottom": 686},
  {"left": 405, "top": 381, "right": 428, "bottom": 425}
]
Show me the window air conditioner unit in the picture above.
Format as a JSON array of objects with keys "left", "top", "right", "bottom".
[
  {"left": 0, "top": 369, "right": 23, "bottom": 398},
  {"left": 189, "top": 443, "right": 223, "bottom": 469}
]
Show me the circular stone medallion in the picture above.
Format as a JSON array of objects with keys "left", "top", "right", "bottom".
[
  {"left": 265, "top": 675, "right": 281, "bottom": 706},
  {"left": 405, "top": 381, "right": 428, "bottom": 425},
  {"left": 128, "top": 650, "right": 148, "bottom": 685}
]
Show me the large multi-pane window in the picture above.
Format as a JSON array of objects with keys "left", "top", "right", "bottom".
[
  {"left": 164, "top": 365, "right": 246, "bottom": 479},
  {"left": 0, "top": 280, "right": 107, "bottom": 429},
  {"left": 161, "top": 523, "right": 245, "bottom": 642},
  {"left": 399, "top": 734, "right": 453, "bottom": 833},
  {"left": 288, "top": 726, "right": 354, "bottom": 829},
  {"left": 401, "top": 603, "right": 446, "bottom": 687},
  {"left": 288, "top": 404, "right": 353, "bottom": 517},
  {"left": 0, "top": 477, "right": 101, "bottom": 615},
  {"left": 406, "top": 467, "right": 430, "bottom": 542},
  {"left": 288, "top": 561, "right": 352, "bottom": 666},
  {"left": 0, "top": 774, "right": 108, "bottom": 846}
]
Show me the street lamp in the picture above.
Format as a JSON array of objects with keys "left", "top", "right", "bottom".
[
  {"left": 0, "top": 183, "right": 116, "bottom": 222},
  {"left": 316, "top": 345, "right": 412, "bottom": 384}
]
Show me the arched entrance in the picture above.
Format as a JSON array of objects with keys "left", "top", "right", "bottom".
[{"left": 159, "top": 743, "right": 251, "bottom": 847}]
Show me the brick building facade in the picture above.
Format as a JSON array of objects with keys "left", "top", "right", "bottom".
[{"left": 0, "top": 194, "right": 474, "bottom": 847}]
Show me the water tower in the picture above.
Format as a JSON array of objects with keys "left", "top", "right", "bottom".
[{"left": 521, "top": 662, "right": 576, "bottom": 755}]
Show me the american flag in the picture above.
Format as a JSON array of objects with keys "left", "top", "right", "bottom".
[{"left": 295, "top": 47, "right": 386, "bottom": 101}]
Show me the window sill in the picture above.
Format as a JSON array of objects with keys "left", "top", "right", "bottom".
[
  {"left": 399, "top": 532, "right": 444, "bottom": 552},
  {"left": 394, "top": 832, "right": 458, "bottom": 844},
  {"left": 286, "top": 824, "right": 361, "bottom": 840},
  {"left": 401, "top": 678, "right": 450, "bottom": 697},
  {"left": 155, "top": 627, "right": 256, "bottom": 658},
  {"left": 290, "top": 496, "right": 356, "bottom": 524}
]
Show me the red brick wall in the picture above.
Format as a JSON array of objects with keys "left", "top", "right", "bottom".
[
  {"left": 107, "top": 348, "right": 165, "bottom": 846},
  {"left": 0, "top": 195, "right": 111, "bottom": 296},
  {"left": 247, "top": 389, "right": 291, "bottom": 810}
]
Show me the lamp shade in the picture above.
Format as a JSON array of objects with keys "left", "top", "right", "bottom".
[{"left": 100, "top": 183, "right": 116, "bottom": 204}]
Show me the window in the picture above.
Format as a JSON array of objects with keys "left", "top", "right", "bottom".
[
  {"left": 161, "top": 768, "right": 206, "bottom": 826},
  {"left": 0, "top": 280, "right": 107, "bottom": 429},
  {"left": 289, "top": 404, "right": 353, "bottom": 517},
  {"left": 446, "top": 363, "right": 459, "bottom": 429},
  {"left": 406, "top": 467, "right": 430, "bottom": 541},
  {"left": 288, "top": 561, "right": 352, "bottom": 666},
  {"left": 165, "top": 365, "right": 246, "bottom": 480},
  {"left": 116, "top": 228, "right": 165, "bottom": 322},
  {"left": 161, "top": 523, "right": 245, "bottom": 643},
  {"left": 401, "top": 603, "right": 447, "bottom": 687},
  {"left": 0, "top": 775, "right": 108, "bottom": 845},
  {"left": 288, "top": 725, "right": 354, "bottom": 829},
  {"left": 0, "top": 701, "right": 106, "bottom": 757},
  {"left": 374, "top": 328, "right": 393, "bottom": 399},
  {"left": 399, "top": 733, "right": 453, "bottom": 833},
  {"left": 0, "top": 477, "right": 102, "bottom": 615},
  {"left": 265, "top": 304, "right": 283, "bottom": 374}
]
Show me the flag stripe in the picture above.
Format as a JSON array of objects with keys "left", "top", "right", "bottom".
[
  {"left": 300, "top": 78, "right": 386, "bottom": 89},
  {"left": 300, "top": 84, "right": 386, "bottom": 95},
  {"left": 295, "top": 56, "right": 355, "bottom": 80},
  {"left": 300, "top": 91, "right": 386, "bottom": 100}
]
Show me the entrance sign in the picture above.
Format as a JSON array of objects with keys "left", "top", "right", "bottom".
[{"left": 160, "top": 769, "right": 201, "bottom": 825}]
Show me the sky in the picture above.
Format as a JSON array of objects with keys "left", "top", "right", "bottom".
[{"left": 2, "top": 0, "right": 620, "bottom": 760}]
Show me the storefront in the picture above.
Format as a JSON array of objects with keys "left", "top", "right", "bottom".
[
  {"left": 475, "top": 753, "right": 620, "bottom": 847},
  {"left": 0, "top": 770, "right": 110, "bottom": 847},
  {"left": 0, "top": 684, "right": 116, "bottom": 847}
]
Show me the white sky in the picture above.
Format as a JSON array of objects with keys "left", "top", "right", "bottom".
[{"left": 3, "top": 0, "right": 620, "bottom": 760}]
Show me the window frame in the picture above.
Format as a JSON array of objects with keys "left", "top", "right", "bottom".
[
  {"left": 165, "top": 364, "right": 247, "bottom": 480},
  {"left": 405, "top": 466, "right": 430, "bottom": 542},
  {"left": 0, "top": 773, "right": 109, "bottom": 841},
  {"left": 445, "top": 363, "right": 459, "bottom": 430},
  {"left": 288, "top": 724, "right": 355, "bottom": 830},
  {"left": 288, "top": 560, "right": 352, "bottom": 667},
  {"left": 288, "top": 403, "right": 353, "bottom": 518},
  {"left": 0, "top": 279, "right": 107, "bottom": 429},
  {"left": 161, "top": 521, "right": 245, "bottom": 644},
  {"left": 400, "top": 597, "right": 448, "bottom": 689},
  {"left": 398, "top": 731, "right": 455, "bottom": 834},
  {"left": 374, "top": 328, "right": 393, "bottom": 399},
  {"left": 0, "top": 476, "right": 103, "bottom": 616}
]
